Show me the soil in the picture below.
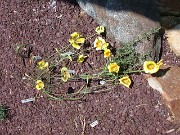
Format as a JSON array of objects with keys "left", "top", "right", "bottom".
[{"left": 0, "top": 0, "right": 180, "bottom": 135}]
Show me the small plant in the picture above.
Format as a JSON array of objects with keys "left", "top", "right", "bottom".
[
  {"left": 17, "top": 26, "right": 162, "bottom": 101},
  {"left": 0, "top": 105, "right": 8, "bottom": 120},
  {"left": 15, "top": 44, "right": 33, "bottom": 66}
]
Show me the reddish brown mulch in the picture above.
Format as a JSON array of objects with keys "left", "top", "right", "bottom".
[{"left": 0, "top": 0, "right": 180, "bottom": 135}]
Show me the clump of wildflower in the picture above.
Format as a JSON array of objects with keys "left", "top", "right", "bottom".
[
  {"left": 61, "top": 67, "right": 71, "bottom": 82},
  {"left": 94, "top": 37, "right": 109, "bottom": 50},
  {"left": 35, "top": 80, "right": 44, "bottom": 90},
  {"left": 108, "top": 62, "right": 120, "bottom": 73},
  {"left": 37, "top": 60, "right": 49, "bottom": 70},
  {"left": 104, "top": 49, "right": 111, "bottom": 58},
  {"left": 69, "top": 32, "right": 85, "bottom": 49},
  {"left": 95, "top": 26, "right": 105, "bottom": 35},
  {"left": 143, "top": 60, "right": 163, "bottom": 74},
  {"left": 77, "top": 54, "right": 87, "bottom": 63},
  {"left": 119, "top": 76, "right": 131, "bottom": 88}
]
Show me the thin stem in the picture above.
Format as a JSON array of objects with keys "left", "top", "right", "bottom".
[
  {"left": 36, "top": 68, "right": 49, "bottom": 80},
  {"left": 25, "top": 73, "right": 36, "bottom": 81},
  {"left": 86, "top": 33, "right": 97, "bottom": 40},
  {"left": 122, "top": 69, "right": 144, "bottom": 74},
  {"left": 81, "top": 86, "right": 115, "bottom": 94},
  {"left": 43, "top": 90, "right": 85, "bottom": 101},
  {"left": 55, "top": 48, "right": 61, "bottom": 58},
  {"left": 46, "top": 52, "right": 58, "bottom": 60},
  {"left": 71, "top": 84, "right": 86, "bottom": 95},
  {"left": 63, "top": 44, "right": 72, "bottom": 52}
]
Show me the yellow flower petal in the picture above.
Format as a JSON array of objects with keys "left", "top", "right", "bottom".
[
  {"left": 61, "top": 76, "right": 69, "bottom": 82},
  {"left": 119, "top": 76, "right": 131, "bottom": 88},
  {"left": 61, "top": 67, "right": 71, "bottom": 82},
  {"left": 104, "top": 49, "right": 111, "bottom": 58},
  {"left": 72, "top": 43, "right": 81, "bottom": 49},
  {"left": 76, "top": 37, "right": 85, "bottom": 44},
  {"left": 69, "top": 39, "right": 74, "bottom": 44},
  {"left": 94, "top": 37, "right": 106, "bottom": 50},
  {"left": 35, "top": 80, "right": 44, "bottom": 90},
  {"left": 95, "top": 26, "right": 105, "bottom": 34},
  {"left": 61, "top": 67, "right": 68, "bottom": 74},
  {"left": 102, "top": 43, "right": 109, "bottom": 50},
  {"left": 70, "top": 32, "right": 80, "bottom": 39},
  {"left": 69, "top": 32, "right": 85, "bottom": 49},
  {"left": 157, "top": 59, "right": 163, "bottom": 66},
  {"left": 37, "top": 60, "right": 49, "bottom": 70},
  {"left": 108, "top": 62, "right": 120, "bottom": 73},
  {"left": 143, "top": 60, "right": 163, "bottom": 74},
  {"left": 77, "top": 54, "right": 87, "bottom": 63}
]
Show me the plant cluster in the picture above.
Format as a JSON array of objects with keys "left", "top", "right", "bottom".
[
  {"left": 16, "top": 26, "right": 163, "bottom": 101},
  {"left": 0, "top": 105, "right": 8, "bottom": 120}
]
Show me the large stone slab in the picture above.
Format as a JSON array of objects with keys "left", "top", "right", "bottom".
[
  {"left": 77, "top": 0, "right": 161, "bottom": 61},
  {"left": 166, "top": 24, "right": 180, "bottom": 57},
  {"left": 145, "top": 65, "right": 180, "bottom": 123},
  {"left": 157, "top": 0, "right": 180, "bottom": 28},
  {"left": 158, "top": 0, "right": 180, "bottom": 11}
]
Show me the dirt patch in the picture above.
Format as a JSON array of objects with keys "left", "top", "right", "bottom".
[{"left": 0, "top": 0, "right": 180, "bottom": 135}]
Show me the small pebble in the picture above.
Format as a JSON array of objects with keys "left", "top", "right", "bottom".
[
  {"left": 100, "top": 80, "right": 106, "bottom": 85},
  {"left": 21, "top": 97, "right": 35, "bottom": 103},
  {"left": 90, "top": 120, "right": 98, "bottom": 128}
]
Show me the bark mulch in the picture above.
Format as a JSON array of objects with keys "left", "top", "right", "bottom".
[{"left": 0, "top": 0, "right": 180, "bottom": 135}]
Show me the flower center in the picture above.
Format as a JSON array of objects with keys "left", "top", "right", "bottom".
[
  {"left": 96, "top": 41, "right": 103, "bottom": 48},
  {"left": 147, "top": 64, "right": 155, "bottom": 70},
  {"left": 105, "top": 52, "right": 110, "bottom": 55},
  {"left": 123, "top": 79, "right": 129, "bottom": 84},
  {"left": 112, "top": 65, "right": 118, "bottom": 71},
  {"left": 37, "top": 82, "right": 43, "bottom": 88}
]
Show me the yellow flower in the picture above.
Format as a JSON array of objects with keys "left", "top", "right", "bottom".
[
  {"left": 104, "top": 49, "right": 111, "bottom": 58},
  {"left": 61, "top": 76, "right": 69, "bottom": 82},
  {"left": 35, "top": 80, "right": 44, "bottom": 90},
  {"left": 69, "top": 32, "right": 85, "bottom": 49},
  {"left": 37, "top": 60, "right": 49, "bottom": 70},
  {"left": 119, "top": 76, "right": 131, "bottom": 88},
  {"left": 108, "top": 62, "right": 120, "bottom": 73},
  {"left": 102, "top": 42, "right": 109, "bottom": 50},
  {"left": 77, "top": 54, "right": 87, "bottom": 63},
  {"left": 95, "top": 26, "right": 105, "bottom": 35},
  {"left": 143, "top": 60, "right": 163, "bottom": 74},
  {"left": 94, "top": 37, "right": 107, "bottom": 50},
  {"left": 61, "top": 67, "right": 71, "bottom": 82}
]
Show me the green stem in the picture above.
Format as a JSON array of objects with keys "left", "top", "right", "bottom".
[
  {"left": 81, "top": 85, "right": 115, "bottom": 94},
  {"left": 36, "top": 68, "right": 49, "bottom": 80},
  {"left": 86, "top": 33, "right": 97, "bottom": 40},
  {"left": 43, "top": 90, "right": 85, "bottom": 101},
  {"left": 25, "top": 73, "right": 36, "bottom": 81},
  {"left": 122, "top": 69, "right": 144, "bottom": 74},
  {"left": 61, "top": 44, "right": 71, "bottom": 52},
  {"left": 46, "top": 52, "right": 58, "bottom": 60}
]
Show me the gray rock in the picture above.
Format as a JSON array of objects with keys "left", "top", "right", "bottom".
[{"left": 77, "top": 0, "right": 161, "bottom": 61}]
